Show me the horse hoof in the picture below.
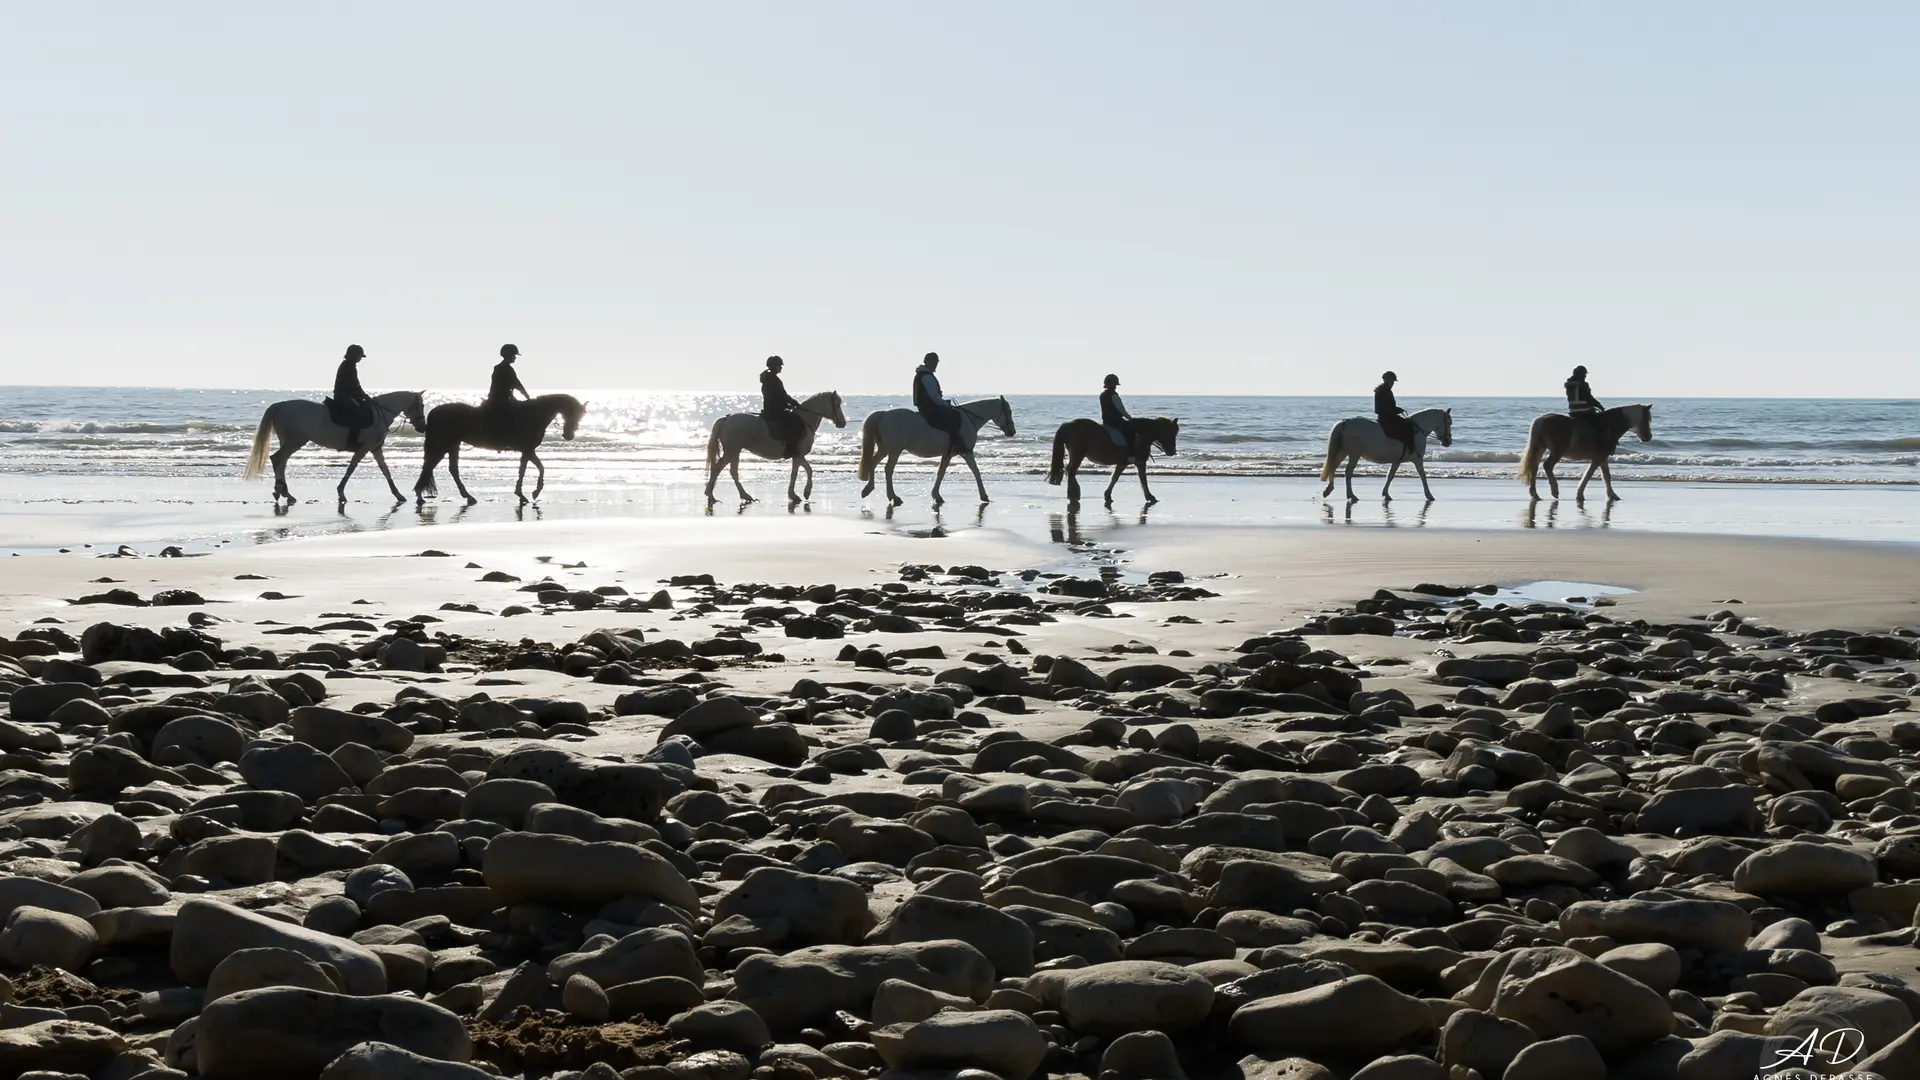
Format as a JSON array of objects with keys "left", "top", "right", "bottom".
[{"left": 1144, "top": 497, "right": 1158, "bottom": 507}]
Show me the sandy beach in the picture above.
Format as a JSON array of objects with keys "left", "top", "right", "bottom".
[{"left": 1, "top": 515, "right": 1918, "bottom": 1076}]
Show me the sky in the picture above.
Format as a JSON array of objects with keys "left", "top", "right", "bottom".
[{"left": 3, "top": 3, "right": 1918, "bottom": 397}]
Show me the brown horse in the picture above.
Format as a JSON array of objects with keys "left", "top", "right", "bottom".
[
  {"left": 413, "top": 393, "right": 586, "bottom": 507},
  {"left": 1519, "top": 404, "right": 1653, "bottom": 503},
  {"left": 1046, "top": 416, "right": 1179, "bottom": 509}
]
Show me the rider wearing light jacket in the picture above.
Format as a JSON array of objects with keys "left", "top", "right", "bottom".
[
  {"left": 1100, "top": 374, "right": 1149, "bottom": 462},
  {"left": 913, "top": 352, "right": 971, "bottom": 453}
]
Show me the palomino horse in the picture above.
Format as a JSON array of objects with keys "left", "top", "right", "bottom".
[
  {"left": 244, "top": 390, "right": 427, "bottom": 504},
  {"left": 1319, "top": 408, "right": 1455, "bottom": 503},
  {"left": 1046, "top": 417, "right": 1180, "bottom": 509},
  {"left": 704, "top": 391, "right": 847, "bottom": 506},
  {"left": 857, "top": 397, "right": 1015, "bottom": 507},
  {"left": 412, "top": 393, "right": 586, "bottom": 507},
  {"left": 1519, "top": 404, "right": 1654, "bottom": 503}
]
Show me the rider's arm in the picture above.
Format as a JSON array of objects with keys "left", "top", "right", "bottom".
[{"left": 514, "top": 373, "right": 529, "bottom": 400}]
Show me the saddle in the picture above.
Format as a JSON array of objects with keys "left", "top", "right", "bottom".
[{"left": 325, "top": 397, "right": 373, "bottom": 429}]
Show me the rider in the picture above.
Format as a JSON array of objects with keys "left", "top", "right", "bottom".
[
  {"left": 913, "top": 352, "right": 972, "bottom": 453},
  {"left": 1375, "top": 371, "right": 1416, "bottom": 460},
  {"left": 1566, "top": 364, "right": 1606, "bottom": 450},
  {"left": 760, "top": 355, "right": 803, "bottom": 458},
  {"left": 487, "top": 344, "right": 530, "bottom": 433},
  {"left": 1100, "top": 374, "right": 1150, "bottom": 462},
  {"left": 332, "top": 344, "right": 374, "bottom": 451}
]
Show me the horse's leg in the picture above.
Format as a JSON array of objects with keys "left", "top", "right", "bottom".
[
  {"left": 337, "top": 449, "right": 367, "bottom": 501},
  {"left": 964, "top": 452, "right": 988, "bottom": 503},
  {"left": 730, "top": 452, "right": 752, "bottom": 503},
  {"left": 1575, "top": 459, "right": 1601, "bottom": 503},
  {"left": 1414, "top": 454, "right": 1435, "bottom": 501},
  {"left": 1138, "top": 459, "right": 1156, "bottom": 506},
  {"left": 449, "top": 446, "right": 476, "bottom": 505},
  {"left": 414, "top": 446, "right": 441, "bottom": 507},
  {"left": 514, "top": 454, "right": 530, "bottom": 505},
  {"left": 530, "top": 451, "right": 546, "bottom": 500},
  {"left": 271, "top": 441, "right": 303, "bottom": 502},
  {"left": 801, "top": 455, "right": 814, "bottom": 501},
  {"left": 1601, "top": 458, "right": 1620, "bottom": 502},
  {"left": 1344, "top": 457, "right": 1359, "bottom": 502},
  {"left": 1382, "top": 460, "right": 1400, "bottom": 502},
  {"left": 371, "top": 446, "right": 403, "bottom": 502},
  {"left": 1103, "top": 462, "right": 1125, "bottom": 507},
  {"left": 931, "top": 453, "right": 951, "bottom": 507},
  {"left": 787, "top": 456, "right": 801, "bottom": 506},
  {"left": 1544, "top": 452, "right": 1563, "bottom": 500},
  {"left": 705, "top": 442, "right": 723, "bottom": 504},
  {"left": 885, "top": 454, "right": 903, "bottom": 507}
]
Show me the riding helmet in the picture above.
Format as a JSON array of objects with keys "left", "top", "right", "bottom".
[
  {"left": 766, "top": 355, "right": 783, "bottom": 368},
  {"left": 1573, "top": 365, "right": 1587, "bottom": 376},
  {"left": 1104, "top": 374, "right": 1119, "bottom": 387},
  {"left": 923, "top": 352, "right": 939, "bottom": 364},
  {"left": 1382, "top": 371, "right": 1396, "bottom": 382},
  {"left": 344, "top": 344, "right": 365, "bottom": 361},
  {"left": 500, "top": 344, "right": 520, "bottom": 359}
]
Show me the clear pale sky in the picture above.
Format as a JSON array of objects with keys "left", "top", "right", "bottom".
[{"left": 4, "top": 4, "right": 1917, "bottom": 396}]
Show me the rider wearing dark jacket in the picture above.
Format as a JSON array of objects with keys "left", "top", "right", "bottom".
[
  {"left": 760, "top": 356, "right": 802, "bottom": 457},
  {"left": 913, "top": 352, "right": 971, "bottom": 453},
  {"left": 1566, "top": 365, "right": 1607, "bottom": 449},
  {"left": 486, "top": 344, "right": 529, "bottom": 435},
  {"left": 1375, "top": 371, "right": 1416, "bottom": 459},
  {"left": 1100, "top": 374, "right": 1149, "bottom": 461},
  {"left": 332, "top": 344, "right": 374, "bottom": 450}
]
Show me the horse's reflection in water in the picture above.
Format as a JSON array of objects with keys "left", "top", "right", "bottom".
[
  {"left": 1523, "top": 500, "right": 1612, "bottom": 530},
  {"left": 1380, "top": 501, "right": 1432, "bottom": 529},
  {"left": 514, "top": 503, "right": 544, "bottom": 523}
]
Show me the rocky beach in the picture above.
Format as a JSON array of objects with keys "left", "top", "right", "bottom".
[{"left": 0, "top": 517, "right": 1916, "bottom": 1080}]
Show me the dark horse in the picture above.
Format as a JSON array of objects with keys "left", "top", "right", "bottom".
[
  {"left": 413, "top": 393, "right": 586, "bottom": 507},
  {"left": 1046, "top": 416, "right": 1180, "bottom": 509},
  {"left": 1519, "top": 404, "right": 1653, "bottom": 503}
]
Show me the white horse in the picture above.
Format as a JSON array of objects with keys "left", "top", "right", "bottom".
[
  {"left": 857, "top": 397, "right": 1016, "bottom": 507},
  {"left": 1319, "top": 407, "right": 1454, "bottom": 502},
  {"left": 704, "top": 391, "right": 847, "bottom": 506},
  {"left": 245, "top": 390, "right": 427, "bottom": 504}
]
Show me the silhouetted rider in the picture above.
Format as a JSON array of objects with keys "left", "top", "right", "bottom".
[
  {"left": 1566, "top": 365, "right": 1606, "bottom": 450},
  {"left": 1100, "top": 374, "right": 1149, "bottom": 462},
  {"left": 914, "top": 352, "right": 971, "bottom": 453},
  {"left": 486, "top": 344, "right": 529, "bottom": 435},
  {"left": 1375, "top": 371, "right": 1416, "bottom": 460},
  {"left": 332, "top": 344, "right": 374, "bottom": 450},
  {"left": 760, "top": 355, "right": 802, "bottom": 458}
]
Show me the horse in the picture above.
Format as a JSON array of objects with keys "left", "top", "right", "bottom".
[
  {"left": 856, "top": 397, "right": 1015, "bottom": 507},
  {"left": 1519, "top": 404, "right": 1654, "bottom": 503},
  {"left": 1045, "top": 417, "right": 1180, "bottom": 509},
  {"left": 412, "top": 393, "right": 586, "bottom": 507},
  {"left": 244, "top": 390, "right": 427, "bottom": 505},
  {"left": 1318, "top": 408, "right": 1455, "bottom": 503},
  {"left": 704, "top": 391, "right": 848, "bottom": 506}
]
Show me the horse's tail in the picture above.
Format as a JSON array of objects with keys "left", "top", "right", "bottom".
[
  {"left": 1318, "top": 421, "right": 1345, "bottom": 483},
  {"left": 243, "top": 404, "right": 276, "bottom": 480},
  {"left": 857, "top": 414, "right": 881, "bottom": 483},
  {"left": 705, "top": 422, "right": 724, "bottom": 477},
  {"left": 1518, "top": 419, "right": 1543, "bottom": 482},
  {"left": 1046, "top": 424, "right": 1067, "bottom": 485}
]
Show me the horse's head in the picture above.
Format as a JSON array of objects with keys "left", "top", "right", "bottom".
[
  {"left": 562, "top": 397, "right": 586, "bottom": 441},
  {"left": 404, "top": 392, "right": 428, "bottom": 432},
  {"left": 995, "top": 396, "right": 1015, "bottom": 437},
  {"left": 811, "top": 391, "right": 847, "bottom": 428},
  {"left": 1630, "top": 404, "right": 1653, "bottom": 443},
  {"left": 1437, "top": 408, "right": 1453, "bottom": 448},
  {"left": 1154, "top": 417, "right": 1180, "bottom": 457}
]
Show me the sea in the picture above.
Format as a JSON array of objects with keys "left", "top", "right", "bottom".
[{"left": 1, "top": 387, "right": 1916, "bottom": 553}]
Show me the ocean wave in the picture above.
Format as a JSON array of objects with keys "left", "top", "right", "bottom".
[{"left": 0, "top": 419, "right": 244, "bottom": 435}]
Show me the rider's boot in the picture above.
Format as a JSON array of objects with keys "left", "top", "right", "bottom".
[{"left": 345, "top": 427, "right": 364, "bottom": 452}]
